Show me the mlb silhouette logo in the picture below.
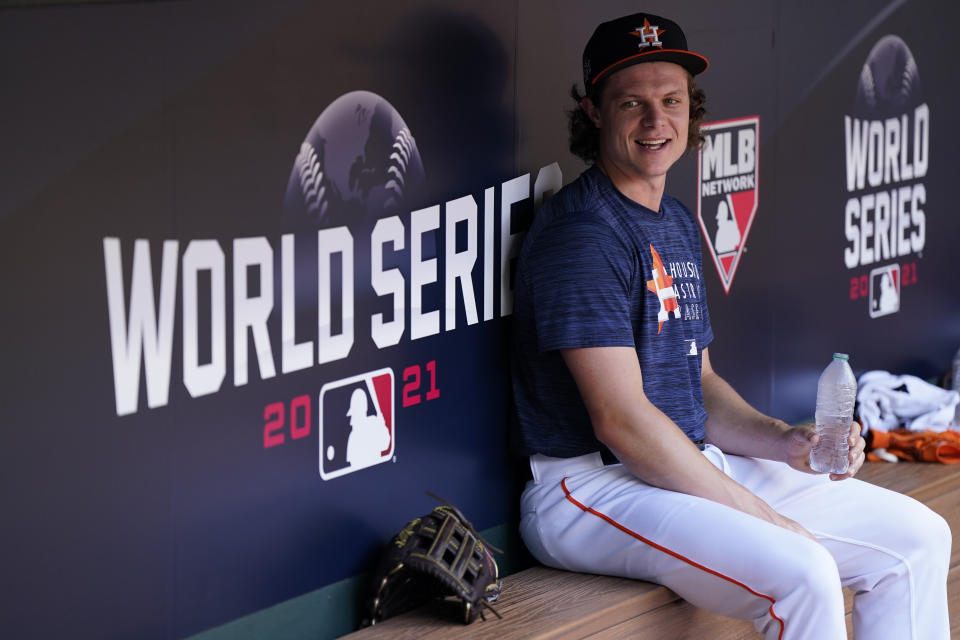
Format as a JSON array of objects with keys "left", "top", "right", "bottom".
[
  {"left": 318, "top": 368, "right": 394, "bottom": 480},
  {"left": 697, "top": 116, "right": 760, "bottom": 294},
  {"left": 868, "top": 264, "right": 900, "bottom": 318}
]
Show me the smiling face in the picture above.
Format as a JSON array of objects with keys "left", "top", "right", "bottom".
[{"left": 583, "top": 61, "right": 691, "bottom": 209}]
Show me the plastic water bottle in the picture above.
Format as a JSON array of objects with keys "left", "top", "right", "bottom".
[{"left": 810, "top": 353, "right": 858, "bottom": 474}]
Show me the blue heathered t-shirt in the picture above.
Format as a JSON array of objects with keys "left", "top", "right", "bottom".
[{"left": 511, "top": 166, "right": 714, "bottom": 460}]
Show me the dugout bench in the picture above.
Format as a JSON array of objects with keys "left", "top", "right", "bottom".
[{"left": 343, "top": 462, "right": 960, "bottom": 639}]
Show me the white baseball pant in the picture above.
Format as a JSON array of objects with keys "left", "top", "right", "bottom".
[{"left": 519, "top": 446, "right": 951, "bottom": 639}]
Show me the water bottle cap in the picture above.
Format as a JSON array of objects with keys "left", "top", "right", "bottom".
[{"left": 832, "top": 353, "right": 849, "bottom": 360}]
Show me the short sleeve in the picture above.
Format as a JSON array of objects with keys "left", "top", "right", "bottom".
[{"left": 522, "top": 212, "right": 637, "bottom": 352}]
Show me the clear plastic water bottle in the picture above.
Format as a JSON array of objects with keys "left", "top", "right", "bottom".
[{"left": 810, "top": 353, "right": 858, "bottom": 474}]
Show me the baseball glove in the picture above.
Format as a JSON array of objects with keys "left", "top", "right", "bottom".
[{"left": 363, "top": 493, "right": 502, "bottom": 626}]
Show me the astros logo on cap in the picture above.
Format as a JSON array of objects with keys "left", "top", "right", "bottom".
[{"left": 630, "top": 18, "right": 665, "bottom": 49}]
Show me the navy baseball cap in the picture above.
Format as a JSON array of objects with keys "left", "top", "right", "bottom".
[{"left": 583, "top": 13, "right": 709, "bottom": 90}]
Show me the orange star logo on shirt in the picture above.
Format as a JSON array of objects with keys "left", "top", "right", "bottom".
[{"left": 645, "top": 244, "right": 680, "bottom": 334}]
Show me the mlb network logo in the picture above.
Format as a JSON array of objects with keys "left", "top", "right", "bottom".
[
  {"left": 697, "top": 116, "right": 760, "bottom": 294},
  {"left": 319, "top": 368, "right": 395, "bottom": 480}
]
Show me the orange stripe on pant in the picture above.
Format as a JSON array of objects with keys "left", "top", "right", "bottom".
[{"left": 561, "top": 476, "right": 785, "bottom": 640}]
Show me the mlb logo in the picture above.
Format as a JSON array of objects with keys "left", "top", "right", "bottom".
[
  {"left": 868, "top": 264, "right": 900, "bottom": 318},
  {"left": 318, "top": 368, "right": 395, "bottom": 480},
  {"left": 697, "top": 116, "right": 760, "bottom": 294}
]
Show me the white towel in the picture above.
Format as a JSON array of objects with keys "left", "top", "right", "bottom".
[{"left": 856, "top": 370, "right": 960, "bottom": 433}]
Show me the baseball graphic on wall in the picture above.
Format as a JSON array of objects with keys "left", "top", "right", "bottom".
[
  {"left": 854, "top": 35, "right": 921, "bottom": 117},
  {"left": 284, "top": 90, "right": 426, "bottom": 230}
]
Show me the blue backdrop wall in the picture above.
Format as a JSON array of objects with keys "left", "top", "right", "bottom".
[{"left": 2, "top": 1, "right": 958, "bottom": 638}]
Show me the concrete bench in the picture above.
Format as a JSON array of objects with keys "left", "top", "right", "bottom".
[{"left": 343, "top": 462, "right": 960, "bottom": 639}]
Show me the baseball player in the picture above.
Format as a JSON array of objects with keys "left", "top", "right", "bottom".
[{"left": 510, "top": 12, "right": 950, "bottom": 640}]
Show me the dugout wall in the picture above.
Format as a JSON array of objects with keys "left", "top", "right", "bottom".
[{"left": 2, "top": 1, "right": 958, "bottom": 638}]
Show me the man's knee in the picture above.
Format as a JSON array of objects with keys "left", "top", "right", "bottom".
[
  {"left": 877, "top": 496, "right": 951, "bottom": 557},
  {"left": 868, "top": 499, "right": 951, "bottom": 584},
  {"left": 906, "top": 504, "right": 951, "bottom": 567},
  {"left": 759, "top": 541, "right": 845, "bottom": 633},
  {"left": 788, "top": 541, "right": 843, "bottom": 597}
]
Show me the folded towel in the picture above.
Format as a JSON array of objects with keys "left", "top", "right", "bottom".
[{"left": 856, "top": 370, "right": 959, "bottom": 433}]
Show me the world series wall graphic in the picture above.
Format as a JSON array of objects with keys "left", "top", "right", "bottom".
[
  {"left": 843, "top": 35, "right": 928, "bottom": 319},
  {"left": 101, "top": 89, "right": 561, "bottom": 462}
]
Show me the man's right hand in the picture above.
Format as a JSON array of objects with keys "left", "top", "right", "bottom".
[{"left": 753, "top": 493, "right": 819, "bottom": 543}]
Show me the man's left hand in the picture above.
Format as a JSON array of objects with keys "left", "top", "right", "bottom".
[
  {"left": 780, "top": 421, "right": 866, "bottom": 480},
  {"left": 829, "top": 421, "right": 866, "bottom": 481}
]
